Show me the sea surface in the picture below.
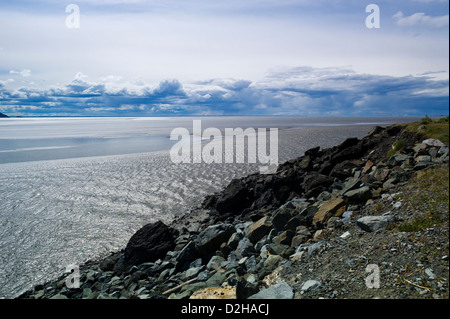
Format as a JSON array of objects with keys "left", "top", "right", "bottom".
[{"left": 0, "top": 116, "right": 420, "bottom": 298}]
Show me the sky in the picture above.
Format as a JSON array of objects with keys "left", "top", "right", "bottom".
[{"left": 0, "top": 0, "right": 448, "bottom": 117}]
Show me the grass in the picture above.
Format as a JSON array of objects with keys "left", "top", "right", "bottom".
[
  {"left": 395, "top": 165, "right": 449, "bottom": 232},
  {"left": 387, "top": 139, "right": 406, "bottom": 157},
  {"left": 401, "top": 116, "right": 449, "bottom": 145}
]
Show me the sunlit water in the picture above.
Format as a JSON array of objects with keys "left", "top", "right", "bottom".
[{"left": 0, "top": 117, "right": 419, "bottom": 298}]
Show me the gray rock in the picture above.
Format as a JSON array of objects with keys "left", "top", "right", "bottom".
[
  {"left": 342, "top": 211, "right": 353, "bottom": 224},
  {"left": 357, "top": 215, "right": 397, "bottom": 232},
  {"left": 244, "top": 255, "right": 260, "bottom": 273},
  {"left": 197, "top": 270, "right": 212, "bottom": 282},
  {"left": 196, "top": 223, "right": 235, "bottom": 256},
  {"left": 248, "top": 282, "right": 294, "bottom": 299},
  {"left": 301, "top": 280, "right": 321, "bottom": 292},
  {"left": 227, "top": 232, "right": 244, "bottom": 250},
  {"left": 423, "top": 139, "right": 445, "bottom": 147},
  {"left": 184, "top": 266, "right": 204, "bottom": 280},
  {"left": 344, "top": 186, "right": 372, "bottom": 203},
  {"left": 206, "top": 255, "right": 225, "bottom": 271},
  {"left": 438, "top": 146, "right": 449, "bottom": 156},
  {"left": 236, "top": 237, "right": 255, "bottom": 257}
]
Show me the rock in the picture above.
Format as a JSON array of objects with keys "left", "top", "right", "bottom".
[
  {"left": 425, "top": 268, "right": 436, "bottom": 280},
  {"left": 301, "top": 280, "right": 321, "bottom": 292},
  {"left": 244, "top": 255, "right": 260, "bottom": 273},
  {"left": 267, "top": 243, "right": 292, "bottom": 257},
  {"left": 343, "top": 186, "right": 372, "bottom": 203},
  {"left": 197, "top": 223, "right": 235, "bottom": 256},
  {"left": 248, "top": 282, "right": 294, "bottom": 299},
  {"left": 439, "top": 146, "right": 449, "bottom": 156},
  {"left": 362, "top": 160, "right": 374, "bottom": 175},
  {"left": 236, "top": 237, "right": 255, "bottom": 257},
  {"left": 291, "top": 229, "right": 311, "bottom": 247},
  {"left": 383, "top": 178, "right": 398, "bottom": 189},
  {"left": 413, "top": 143, "right": 428, "bottom": 155},
  {"left": 327, "top": 216, "right": 343, "bottom": 229},
  {"left": 272, "top": 207, "right": 294, "bottom": 232},
  {"left": 302, "top": 173, "right": 335, "bottom": 198},
  {"left": 341, "top": 211, "right": 353, "bottom": 224},
  {"left": 214, "top": 179, "right": 252, "bottom": 214},
  {"left": 124, "top": 221, "right": 175, "bottom": 267},
  {"left": 236, "top": 277, "right": 259, "bottom": 299},
  {"left": 415, "top": 155, "right": 432, "bottom": 163},
  {"left": 189, "top": 286, "right": 236, "bottom": 299},
  {"left": 247, "top": 216, "right": 273, "bottom": 244},
  {"left": 357, "top": 215, "right": 397, "bottom": 232},
  {"left": 176, "top": 241, "right": 199, "bottom": 265},
  {"left": 313, "top": 198, "right": 347, "bottom": 228},
  {"left": 386, "top": 154, "right": 411, "bottom": 167},
  {"left": 423, "top": 139, "right": 446, "bottom": 147},
  {"left": 273, "top": 230, "right": 294, "bottom": 246},
  {"left": 263, "top": 255, "right": 284, "bottom": 272},
  {"left": 227, "top": 232, "right": 244, "bottom": 250},
  {"left": 299, "top": 155, "right": 313, "bottom": 170},
  {"left": 50, "top": 293, "right": 68, "bottom": 299},
  {"left": 184, "top": 266, "right": 204, "bottom": 280},
  {"left": 340, "top": 231, "right": 351, "bottom": 239}
]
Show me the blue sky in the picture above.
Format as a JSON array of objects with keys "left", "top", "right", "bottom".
[{"left": 0, "top": 0, "right": 448, "bottom": 116}]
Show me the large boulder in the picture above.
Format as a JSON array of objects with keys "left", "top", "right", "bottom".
[{"left": 124, "top": 221, "right": 175, "bottom": 266}]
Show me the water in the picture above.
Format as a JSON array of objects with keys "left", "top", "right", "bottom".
[{"left": 0, "top": 116, "right": 420, "bottom": 298}]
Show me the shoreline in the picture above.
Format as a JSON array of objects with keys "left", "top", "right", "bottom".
[{"left": 14, "top": 120, "right": 450, "bottom": 299}]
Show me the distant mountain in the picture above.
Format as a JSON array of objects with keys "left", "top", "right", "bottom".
[{"left": 0, "top": 112, "right": 8, "bottom": 118}]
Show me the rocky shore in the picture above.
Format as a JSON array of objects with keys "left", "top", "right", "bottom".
[{"left": 18, "top": 123, "right": 449, "bottom": 300}]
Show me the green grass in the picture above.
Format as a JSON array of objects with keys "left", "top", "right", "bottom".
[
  {"left": 387, "top": 139, "right": 406, "bottom": 157},
  {"left": 401, "top": 116, "right": 449, "bottom": 145},
  {"left": 396, "top": 165, "right": 449, "bottom": 232}
]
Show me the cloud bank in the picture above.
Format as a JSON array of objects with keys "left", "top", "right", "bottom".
[{"left": 1, "top": 66, "right": 448, "bottom": 117}]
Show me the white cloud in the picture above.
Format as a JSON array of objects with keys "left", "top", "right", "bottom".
[
  {"left": 393, "top": 11, "right": 449, "bottom": 28},
  {"left": 9, "top": 69, "right": 31, "bottom": 77}
]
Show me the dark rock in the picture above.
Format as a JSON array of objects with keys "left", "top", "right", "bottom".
[
  {"left": 247, "top": 216, "right": 273, "bottom": 244},
  {"left": 215, "top": 178, "right": 253, "bottom": 214},
  {"left": 330, "top": 160, "right": 361, "bottom": 180},
  {"left": 302, "top": 173, "right": 334, "bottom": 198},
  {"left": 176, "top": 241, "right": 199, "bottom": 265},
  {"left": 236, "top": 277, "right": 259, "bottom": 299},
  {"left": 196, "top": 223, "right": 235, "bottom": 256},
  {"left": 100, "top": 252, "right": 121, "bottom": 272},
  {"left": 343, "top": 186, "right": 372, "bottom": 203},
  {"left": 272, "top": 207, "right": 295, "bottom": 232},
  {"left": 124, "top": 221, "right": 175, "bottom": 267}
]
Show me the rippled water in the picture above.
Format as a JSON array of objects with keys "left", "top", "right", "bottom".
[{"left": 0, "top": 117, "right": 419, "bottom": 298}]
